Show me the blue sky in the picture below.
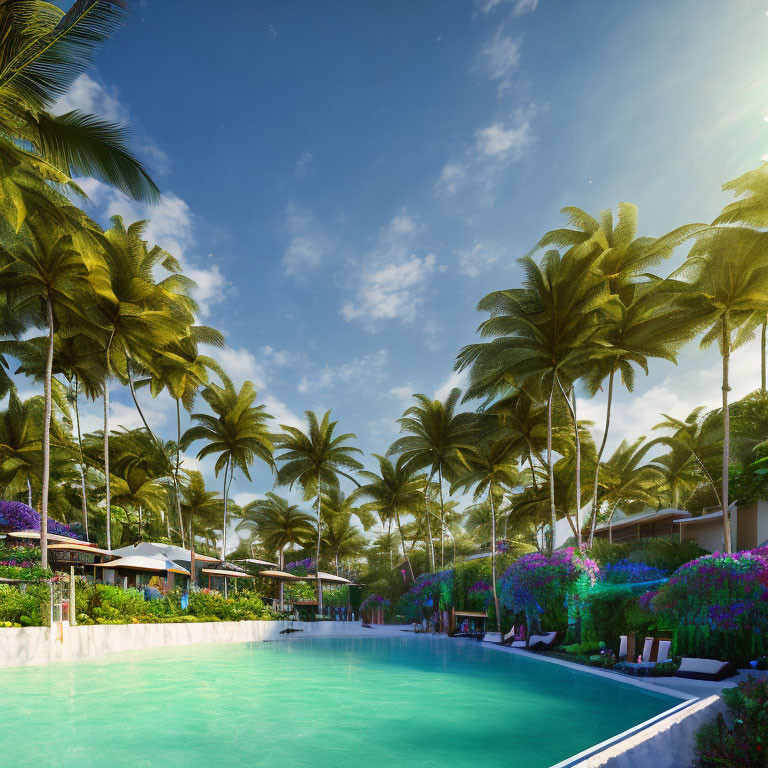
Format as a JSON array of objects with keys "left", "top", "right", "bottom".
[{"left": 32, "top": 0, "right": 768, "bottom": 534}]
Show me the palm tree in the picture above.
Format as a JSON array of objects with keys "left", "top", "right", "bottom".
[
  {"left": 181, "top": 373, "right": 274, "bottom": 563},
  {"left": 583, "top": 285, "right": 702, "bottom": 544},
  {"left": 0, "top": 390, "right": 41, "bottom": 505},
  {"left": 388, "top": 389, "right": 477, "bottom": 569},
  {"left": 3, "top": 331, "right": 105, "bottom": 538},
  {"left": 672, "top": 226, "right": 768, "bottom": 551},
  {"left": 85, "top": 216, "right": 194, "bottom": 546},
  {"left": 647, "top": 407, "right": 723, "bottom": 509},
  {"left": 349, "top": 454, "right": 422, "bottom": 579},
  {"left": 237, "top": 493, "right": 314, "bottom": 608},
  {"left": 274, "top": 411, "right": 363, "bottom": 613},
  {"left": 452, "top": 438, "right": 525, "bottom": 632},
  {"left": 0, "top": 0, "right": 158, "bottom": 202},
  {"left": 594, "top": 438, "right": 663, "bottom": 542},
  {"left": 2, "top": 212, "right": 88, "bottom": 566},
  {"left": 457, "top": 249, "right": 610, "bottom": 552},
  {"left": 179, "top": 470, "right": 225, "bottom": 548},
  {"left": 320, "top": 487, "right": 368, "bottom": 575}
]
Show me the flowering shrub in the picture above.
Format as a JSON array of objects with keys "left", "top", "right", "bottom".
[
  {"left": 651, "top": 548, "right": 768, "bottom": 634},
  {"left": 498, "top": 548, "right": 598, "bottom": 619},
  {"left": 694, "top": 676, "right": 768, "bottom": 767},
  {"left": 285, "top": 558, "right": 314, "bottom": 575},
  {"left": 396, "top": 570, "right": 453, "bottom": 621},
  {"left": 650, "top": 548, "right": 768, "bottom": 664},
  {"left": 600, "top": 559, "right": 667, "bottom": 584},
  {"left": 360, "top": 594, "right": 390, "bottom": 613},
  {"left": 0, "top": 501, "right": 81, "bottom": 538}
]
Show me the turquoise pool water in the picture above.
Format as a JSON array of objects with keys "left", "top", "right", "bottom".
[{"left": 1, "top": 635, "right": 677, "bottom": 767}]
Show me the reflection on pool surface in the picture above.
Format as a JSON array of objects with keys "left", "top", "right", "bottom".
[{"left": 1, "top": 635, "right": 678, "bottom": 767}]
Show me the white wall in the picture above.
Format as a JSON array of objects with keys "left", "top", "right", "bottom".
[{"left": 0, "top": 620, "right": 371, "bottom": 669}]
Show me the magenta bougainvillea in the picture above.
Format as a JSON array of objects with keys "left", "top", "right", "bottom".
[
  {"left": 498, "top": 547, "right": 599, "bottom": 616},
  {"left": 359, "top": 594, "right": 390, "bottom": 613},
  {"left": 650, "top": 547, "right": 768, "bottom": 633},
  {"left": 0, "top": 501, "right": 81, "bottom": 539},
  {"left": 396, "top": 570, "right": 454, "bottom": 621}
]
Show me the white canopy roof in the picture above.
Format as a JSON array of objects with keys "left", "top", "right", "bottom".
[
  {"left": 109, "top": 542, "right": 219, "bottom": 563},
  {"left": 94, "top": 556, "right": 190, "bottom": 575}
]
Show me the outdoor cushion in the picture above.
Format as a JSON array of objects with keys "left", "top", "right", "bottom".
[
  {"left": 528, "top": 631, "right": 557, "bottom": 648},
  {"left": 675, "top": 658, "right": 736, "bottom": 681}
]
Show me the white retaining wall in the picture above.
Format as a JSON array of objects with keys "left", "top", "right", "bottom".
[{"left": 0, "top": 619, "right": 370, "bottom": 668}]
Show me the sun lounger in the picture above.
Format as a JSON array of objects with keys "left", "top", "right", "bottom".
[
  {"left": 618, "top": 635, "right": 627, "bottom": 660},
  {"left": 641, "top": 636, "right": 654, "bottom": 663},
  {"left": 674, "top": 658, "right": 736, "bottom": 681},
  {"left": 527, "top": 631, "right": 557, "bottom": 649},
  {"left": 656, "top": 640, "right": 671, "bottom": 664}
]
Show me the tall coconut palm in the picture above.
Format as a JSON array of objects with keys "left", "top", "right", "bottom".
[
  {"left": 3, "top": 331, "right": 105, "bottom": 538},
  {"left": 0, "top": 390, "right": 41, "bottom": 504},
  {"left": 671, "top": 226, "right": 768, "bottom": 551},
  {"left": 85, "top": 217, "right": 194, "bottom": 546},
  {"left": 647, "top": 407, "right": 723, "bottom": 509},
  {"left": 349, "top": 454, "right": 423, "bottom": 580},
  {"left": 583, "top": 285, "right": 702, "bottom": 544},
  {"left": 237, "top": 493, "right": 314, "bottom": 608},
  {"left": 0, "top": 0, "right": 159, "bottom": 203},
  {"left": 181, "top": 374, "right": 274, "bottom": 564},
  {"left": 593, "top": 438, "right": 663, "bottom": 542},
  {"left": 457, "top": 249, "right": 610, "bottom": 552},
  {"left": 274, "top": 411, "right": 363, "bottom": 613},
  {"left": 320, "top": 487, "right": 368, "bottom": 576},
  {"left": 179, "top": 470, "right": 225, "bottom": 547},
  {"left": 388, "top": 389, "right": 477, "bottom": 569},
  {"left": 2, "top": 212, "right": 88, "bottom": 566},
  {"left": 451, "top": 438, "right": 525, "bottom": 632}
]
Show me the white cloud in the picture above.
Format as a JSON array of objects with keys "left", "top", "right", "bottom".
[
  {"left": 389, "top": 384, "right": 416, "bottom": 401},
  {"left": 478, "top": 30, "right": 521, "bottom": 85},
  {"left": 179, "top": 453, "right": 203, "bottom": 473},
  {"left": 476, "top": 121, "right": 531, "bottom": 157},
  {"left": 282, "top": 202, "right": 326, "bottom": 275},
  {"left": 203, "top": 345, "right": 268, "bottom": 390},
  {"left": 294, "top": 152, "right": 313, "bottom": 178},
  {"left": 476, "top": 0, "right": 538, "bottom": 15},
  {"left": 263, "top": 395, "right": 304, "bottom": 430},
  {"left": 384, "top": 212, "right": 417, "bottom": 239},
  {"left": 297, "top": 350, "right": 389, "bottom": 394},
  {"left": 341, "top": 253, "right": 437, "bottom": 326},
  {"left": 261, "top": 346, "right": 303, "bottom": 367},
  {"left": 232, "top": 492, "right": 265, "bottom": 508},
  {"left": 54, "top": 73, "right": 128, "bottom": 123},
  {"left": 435, "top": 369, "right": 469, "bottom": 401},
  {"left": 434, "top": 162, "right": 467, "bottom": 197},
  {"left": 54, "top": 73, "right": 169, "bottom": 176},
  {"left": 458, "top": 241, "right": 505, "bottom": 277}
]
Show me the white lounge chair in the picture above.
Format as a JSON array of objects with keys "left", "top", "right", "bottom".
[
  {"left": 527, "top": 631, "right": 557, "bottom": 649},
  {"left": 656, "top": 640, "right": 671, "bottom": 664},
  {"left": 641, "top": 636, "right": 654, "bottom": 663},
  {"left": 675, "top": 658, "right": 736, "bottom": 681},
  {"left": 618, "top": 635, "right": 628, "bottom": 660}
]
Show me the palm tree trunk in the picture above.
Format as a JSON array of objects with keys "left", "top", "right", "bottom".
[
  {"left": 547, "top": 377, "right": 556, "bottom": 555},
  {"left": 73, "top": 377, "right": 89, "bottom": 540},
  {"left": 127, "top": 366, "right": 184, "bottom": 546},
  {"left": 27, "top": 477, "right": 32, "bottom": 508},
  {"left": 221, "top": 455, "right": 231, "bottom": 560},
  {"left": 762, "top": 320, "right": 766, "bottom": 394},
  {"left": 438, "top": 464, "right": 446, "bottom": 568},
  {"left": 387, "top": 517, "right": 393, "bottom": 568},
  {"left": 394, "top": 507, "right": 415, "bottom": 580},
  {"left": 40, "top": 296, "right": 54, "bottom": 570},
  {"left": 279, "top": 546, "right": 285, "bottom": 610},
  {"left": 590, "top": 368, "right": 615, "bottom": 547},
  {"left": 175, "top": 399, "right": 185, "bottom": 547},
  {"left": 527, "top": 452, "right": 538, "bottom": 490},
  {"left": 557, "top": 377, "right": 582, "bottom": 546},
  {"left": 103, "top": 373, "right": 112, "bottom": 550},
  {"left": 722, "top": 313, "right": 732, "bottom": 554},
  {"left": 488, "top": 483, "right": 501, "bottom": 634},
  {"left": 424, "top": 469, "right": 436, "bottom": 571},
  {"left": 315, "top": 492, "right": 323, "bottom": 613}
]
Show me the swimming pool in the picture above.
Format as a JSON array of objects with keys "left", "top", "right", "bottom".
[{"left": 1, "top": 635, "right": 678, "bottom": 767}]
